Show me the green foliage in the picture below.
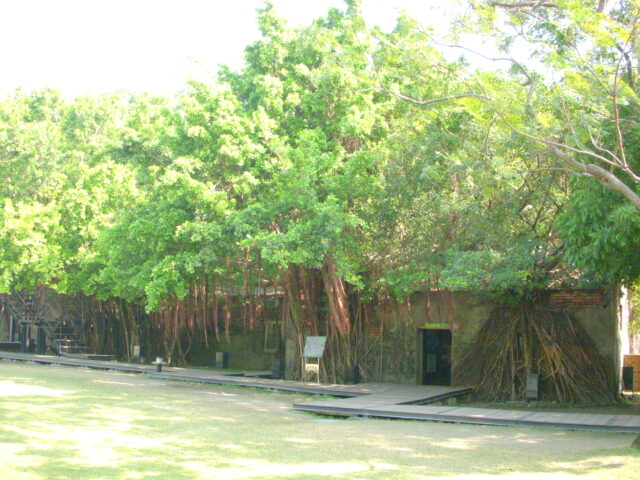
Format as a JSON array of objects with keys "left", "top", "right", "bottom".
[
  {"left": 439, "top": 239, "right": 556, "bottom": 298},
  {"left": 559, "top": 180, "right": 640, "bottom": 284},
  {"left": 441, "top": 1, "right": 640, "bottom": 288},
  {"left": 1, "top": 1, "right": 620, "bottom": 310},
  {"left": 0, "top": 90, "right": 139, "bottom": 293},
  {"left": 89, "top": 169, "right": 230, "bottom": 309}
]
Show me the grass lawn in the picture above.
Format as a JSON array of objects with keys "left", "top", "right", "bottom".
[{"left": 1, "top": 361, "right": 639, "bottom": 480}]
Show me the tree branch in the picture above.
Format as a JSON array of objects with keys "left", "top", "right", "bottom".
[
  {"left": 375, "top": 86, "right": 640, "bottom": 211},
  {"left": 549, "top": 146, "right": 640, "bottom": 211},
  {"left": 428, "top": 37, "right": 533, "bottom": 86},
  {"left": 529, "top": 167, "right": 585, "bottom": 175},
  {"left": 488, "top": 1, "right": 559, "bottom": 8},
  {"left": 372, "top": 88, "right": 489, "bottom": 106}
]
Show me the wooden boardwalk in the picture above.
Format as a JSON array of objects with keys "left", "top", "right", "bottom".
[
  {"left": 293, "top": 398, "right": 640, "bottom": 433},
  {"left": 2, "top": 351, "right": 639, "bottom": 433},
  {"left": 0, "top": 351, "right": 405, "bottom": 397}
]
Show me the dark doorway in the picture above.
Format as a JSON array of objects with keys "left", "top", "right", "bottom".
[{"left": 422, "top": 329, "right": 452, "bottom": 386}]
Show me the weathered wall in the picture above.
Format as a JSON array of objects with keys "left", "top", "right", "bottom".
[
  {"left": 357, "top": 292, "right": 492, "bottom": 384},
  {"left": 548, "top": 289, "right": 619, "bottom": 367},
  {"left": 359, "top": 289, "right": 619, "bottom": 389},
  {"left": 358, "top": 292, "right": 493, "bottom": 384},
  {"left": 360, "top": 305, "right": 418, "bottom": 384},
  {"left": 0, "top": 289, "right": 284, "bottom": 369},
  {"left": 206, "top": 326, "right": 273, "bottom": 371},
  {"left": 184, "top": 296, "right": 283, "bottom": 370},
  {"left": 444, "top": 292, "right": 495, "bottom": 386},
  {"left": 209, "top": 287, "right": 619, "bottom": 382},
  {"left": 572, "top": 301, "right": 618, "bottom": 372}
]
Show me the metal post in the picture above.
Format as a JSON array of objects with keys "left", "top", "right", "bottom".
[
  {"left": 19, "top": 324, "right": 29, "bottom": 353},
  {"left": 36, "top": 325, "right": 46, "bottom": 355},
  {"left": 155, "top": 357, "right": 163, "bottom": 372},
  {"left": 9, "top": 314, "right": 14, "bottom": 342}
]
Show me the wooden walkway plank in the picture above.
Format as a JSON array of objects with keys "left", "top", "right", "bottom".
[
  {"left": 608, "top": 416, "right": 636, "bottom": 427},
  {"left": 2, "top": 351, "right": 639, "bottom": 433},
  {"left": 293, "top": 400, "right": 640, "bottom": 433},
  {"left": 627, "top": 416, "right": 640, "bottom": 427}
]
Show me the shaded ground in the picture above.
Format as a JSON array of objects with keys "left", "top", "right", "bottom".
[{"left": 0, "top": 361, "right": 638, "bottom": 480}]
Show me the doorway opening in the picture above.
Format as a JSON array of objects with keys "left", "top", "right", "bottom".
[{"left": 421, "top": 328, "right": 452, "bottom": 386}]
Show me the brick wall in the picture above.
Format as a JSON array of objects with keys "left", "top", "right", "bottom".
[
  {"left": 549, "top": 290, "right": 608, "bottom": 310},
  {"left": 623, "top": 355, "right": 640, "bottom": 391}
]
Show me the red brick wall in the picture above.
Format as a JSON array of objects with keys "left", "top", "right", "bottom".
[
  {"left": 549, "top": 290, "right": 608, "bottom": 310},
  {"left": 623, "top": 355, "right": 640, "bottom": 391}
]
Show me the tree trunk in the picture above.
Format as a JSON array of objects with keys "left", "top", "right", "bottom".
[
  {"left": 322, "top": 256, "right": 353, "bottom": 377},
  {"left": 284, "top": 265, "right": 320, "bottom": 380}
]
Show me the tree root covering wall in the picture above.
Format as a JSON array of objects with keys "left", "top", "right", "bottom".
[
  {"left": 456, "top": 302, "right": 617, "bottom": 404},
  {"left": 357, "top": 290, "right": 620, "bottom": 404},
  {"left": 283, "top": 264, "right": 370, "bottom": 384},
  {"left": 357, "top": 291, "right": 491, "bottom": 384},
  {"left": 357, "top": 299, "right": 418, "bottom": 384},
  {"left": 49, "top": 291, "right": 279, "bottom": 370},
  {"left": 36, "top": 286, "right": 621, "bottom": 403}
]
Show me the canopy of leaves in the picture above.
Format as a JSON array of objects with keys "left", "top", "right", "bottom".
[
  {"left": 1, "top": 0, "right": 626, "bottom": 311},
  {"left": 450, "top": 0, "right": 640, "bottom": 284}
]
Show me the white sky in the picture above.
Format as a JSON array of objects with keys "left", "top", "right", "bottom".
[{"left": 0, "top": 0, "right": 450, "bottom": 98}]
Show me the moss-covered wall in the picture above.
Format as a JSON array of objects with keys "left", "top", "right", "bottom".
[{"left": 207, "top": 326, "right": 274, "bottom": 371}]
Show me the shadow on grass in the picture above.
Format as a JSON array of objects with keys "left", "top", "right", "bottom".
[{"left": 1, "top": 363, "right": 639, "bottom": 480}]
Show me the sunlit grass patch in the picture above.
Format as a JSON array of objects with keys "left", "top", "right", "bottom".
[
  {"left": 0, "top": 380, "right": 72, "bottom": 397},
  {"left": 1, "top": 361, "right": 639, "bottom": 480}
]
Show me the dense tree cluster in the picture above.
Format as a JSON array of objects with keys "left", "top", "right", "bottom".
[{"left": 1, "top": 1, "right": 639, "bottom": 357}]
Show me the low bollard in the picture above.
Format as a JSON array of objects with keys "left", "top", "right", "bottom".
[
  {"left": 132, "top": 345, "right": 141, "bottom": 363},
  {"left": 154, "top": 357, "right": 163, "bottom": 373},
  {"left": 215, "top": 352, "right": 229, "bottom": 369}
]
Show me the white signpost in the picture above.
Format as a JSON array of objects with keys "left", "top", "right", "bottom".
[{"left": 303, "top": 336, "right": 326, "bottom": 383}]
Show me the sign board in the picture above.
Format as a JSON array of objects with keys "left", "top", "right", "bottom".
[
  {"left": 303, "top": 336, "right": 327, "bottom": 358},
  {"left": 305, "top": 363, "right": 319, "bottom": 373},
  {"left": 421, "top": 323, "right": 449, "bottom": 330}
]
